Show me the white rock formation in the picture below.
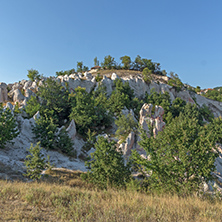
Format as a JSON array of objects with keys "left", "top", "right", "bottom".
[
  {"left": 66, "top": 119, "right": 77, "bottom": 141},
  {"left": 9, "top": 89, "right": 25, "bottom": 103},
  {"left": 0, "top": 82, "right": 8, "bottom": 103}
]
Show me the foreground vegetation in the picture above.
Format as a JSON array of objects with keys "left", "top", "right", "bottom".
[{"left": 1, "top": 171, "right": 222, "bottom": 222}]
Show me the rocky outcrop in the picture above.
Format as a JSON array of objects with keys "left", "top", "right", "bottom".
[
  {"left": 66, "top": 119, "right": 77, "bottom": 141},
  {"left": 9, "top": 89, "right": 25, "bottom": 103},
  {"left": 120, "top": 132, "right": 135, "bottom": 156},
  {"left": 100, "top": 76, "right": 113, "bottom": 96},
  {"left": 139, "top": 103, "right": 165, "bottom": 137},
  {"left": 0, "top": 82, "right": 8, "bottom": 103}
]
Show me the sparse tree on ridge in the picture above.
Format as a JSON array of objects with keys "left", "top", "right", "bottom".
[
  {"left": 27, "top": 69, "right": 41, "bottom": 81},
  {"left": 77, "top": 61, "right": 83, "bottom": 72},
  {"left": 120, "top": 55, "right": 132, "bottom": 70},
  {"left": 94, "top": 57, "right": 99, "bottom": 66},
  {"left": 101, "top": 55, "right": 116, "bottom": 69}
]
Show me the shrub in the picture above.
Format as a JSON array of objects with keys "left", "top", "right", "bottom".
[
  {"left": 0, "top": 105, "right": 19, "bottom": 148},
  {"left": 132, "top": 113, "right": 219, "bottom": 194},
  {"left": 115, "top": 113, "right": 137, "bottom": 143},
  {"left": 82, "top": 137, "right": 131, "bottom": 189},
  {"left": 142, "top": 68, "right": 152, "bottom": 84},
  {"left": 24, "top": 142, "right": 50, "bottom": 180},
  {"left": 33, "top": 114, "right": 73, "bottom": 154}
]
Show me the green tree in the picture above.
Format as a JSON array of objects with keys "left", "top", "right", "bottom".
[
  {"left": 132, "top": 114, "right": 219, "bottom": 193},
  {"left": 24, "top": 142, "right": 49, "bottom": 180},
  {"left": 195, "top": 86, "right": 201, "bottom": 93},
  {"left": 142, "top": 68, "right": 152, "bottom": 84},
  {"left": 27, "top": 69, "right": 41, "bottom": 81},
  {"left": 33, "top": 114, "right": 73, "bottom": 154},
  {"left": 133, "top": 55, "right": 143, "bottom": 71},
  {"left": 168, "top": 72, "right": 184, "bottom": 92},
  {"left": 82, "top": 137, "right": 131, "bottom": 189},
  {"left": 142, "top": 59, "right": 155, "bottom": 72},
  {"left": 26, "top": 78, "right": 71, "bottom": 126},
  {"left": 115, "top": 113, "right": 137, "bottom": 143},
  {"left": 83, "top": 66, "right": 89, "bottom": 72},
  {"left": 101, "top": 55, "right": 116, "bottom": 69},
  {"left": 77, "top": 61, "right": 83, "bottom": 72},
  {"left": 0, "top": 105, "right": 19, "bottom": 148},
  {"left": 70, "top": 87, "right": 112, "bottom": 135},
  {"left": 94, "top": 57, "right": 99, "bottom": 66},
  {"left": 120, "top": 55, "right": 132, "bottom": 70}
]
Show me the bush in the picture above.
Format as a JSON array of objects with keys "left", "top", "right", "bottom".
[
  {"left": 115, "top": 113, "right": 137, "bottom": 143},
  {"left": 142, "top": 68, "right": 152, "bottom": 84},
  {"left": 24, "top": 142, "right": 50, "bottom": 180},
  {"left": 70, "top": 87, "right": 112, "bottom": 135},
  {"left": 33, "top": 114, "right": 73, "bottom": 154},
  {"left": 26, "top": 78, "right": 71, "bottom": 127},
  {"left": 27, "top": 69, "right": 41, "bottom": 81},
  {"left": 132, "top": 113, "right": 219, "bottom": 194},
  {"left": 82, "top": 137, "right": 131, "bottom": 189},
  {"left": 0, "top": 105, "right": 19, "bottom": 148}
]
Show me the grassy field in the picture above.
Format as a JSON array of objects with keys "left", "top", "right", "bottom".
[{"left": 0, "top": 169, "right": 222, "bottom": 221}]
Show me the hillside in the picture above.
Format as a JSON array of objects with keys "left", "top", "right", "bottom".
[{"left": 0, "top": 70, "right": 222, "bottom": 189}]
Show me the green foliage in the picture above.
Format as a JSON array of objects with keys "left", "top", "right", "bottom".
[
  {"left": 33, "top": 115, "right": 73, "bottom": 154},
  {"left": 55, "top": 69, "right": 75, "bottom": 77},
  {"left": 25, "top": 96, "right": 41, "bottom": 118},
  {"left": 132, "top": 114, "right": 219, "bottom": 194},
  {"left": 70, "top": 87, "right": 112, "bottom": 135},
  {"left": 199, "top": 104, "right": 214, "bottom": 122},
  {"left": 0, "top": 105, "right": 19, "bottom": 148},
  {"left": 95, "top": 73, "right": 102, "bottom": 82},
  {"left": 168, "top": 72, "right": 184, "bottom": 92},
  {"left": 82, "top": 137, "right": 131, "bottom": 189},
  {"left": 115, "top": 114, "right": 137, "bottom": 143},
  {"left": 27, "top": 69, "right": 41, "bottom": 82},
  {"left": 120, "top": 55, "right": 132, "bottom": 69},
  {"left": 107, "top": 79, "right": 136, "bottom": 114},
  {"left": 108, "top": 90, "right": 129, "bottom": 114},
  {"left": 94, "top": 57, "right": 99, "bottom": 66},
  {"left": 203, "top": 88, "right": 222, "bottom": 102},
  {"left": 101, "top": 55, "right": 116, "bottom": 69},
  {"left": 24, "top": 142, "right": 49, "bottom": 180},
  {"left": 77, "top": 61, "right": 83, "bottom": 72},
  {"left": 26, "top": 78, "right": 70, "bottom": 126},
  {"left": 142, "top": 68, "right": 152, "bottom": 84},
  {"left": 195, "top": 86, "right": 201, "bottom": 93}
]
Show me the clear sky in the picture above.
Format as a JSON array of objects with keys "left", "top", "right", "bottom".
[{"left": 0, "top": 0, "right": 221, "bottom": 89}]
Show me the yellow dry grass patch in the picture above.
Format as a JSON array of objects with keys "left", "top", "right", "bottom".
[{"left": 1, "top": 171, "right": 222, "bottom": 222}]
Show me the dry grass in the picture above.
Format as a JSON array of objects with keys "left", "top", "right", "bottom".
[
  {"left": 1, "top": 169, "right": 222, "bottom": 221},
  {"left": 93, "top": 69, "right": 142, "bottom": 79}
]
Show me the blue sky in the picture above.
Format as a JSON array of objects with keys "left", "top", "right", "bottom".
[{"left": 0, "top": 0, "right": 221, "bottom": 89}]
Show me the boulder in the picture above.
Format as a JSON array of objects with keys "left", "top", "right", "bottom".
[
  {"left": 9, "top": 89, "right": 25, "bottom": 103},
  {"left": 101, "top": 76, "right": 113, "bottom": 96},
  {"left": 122, "top": 76, "right": 149, "bottom": 98},
  {"left": 120, "top": 132, "right": 135, "bottom": 156},
  {"left": 25, "top": 88, "right": 36, "bottom": 99},
  {"left": 66, "top": 119, "right": 77, "bottom": 141},
  {"left": 139, "top": 103, "right": 165, "bottom": 137},
  {"left": 23, "top": 80, "right": 33, "bottom": 90},
  {"left": 176, "top": 90, "right": 195, "bottom": 104},
  {"left": 111, "top": 73, "right": 120, "bottom": 81},
  {"left": 0, "top": 82, "right": 8, "bottom": 103}
]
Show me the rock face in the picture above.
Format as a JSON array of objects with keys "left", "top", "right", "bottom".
[
  {"left": 120, "top": 132, "right": 135, "bottom": 156},
  {"left": 0, "top": 82, "right": 8, "bottom": 103},
  {"left": 139, "top": 103, "right": 165, "bottom": 137},
  {"left": 66, "top": 119, "right": 77, "bottom": 141},
  {"left": 9, "top": 89, "right": 25, "bottom": 103}
]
